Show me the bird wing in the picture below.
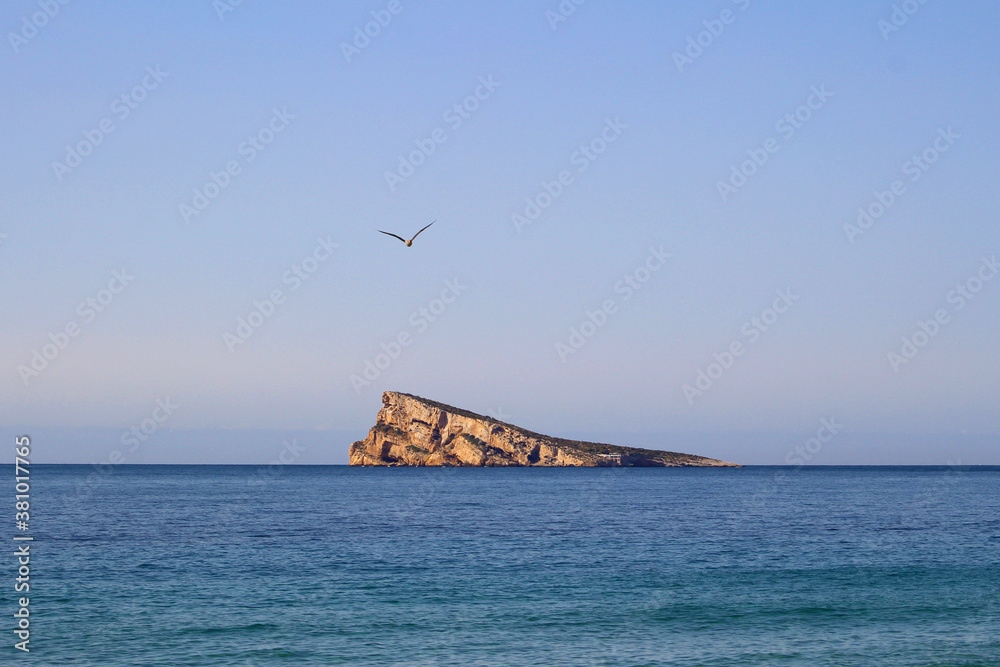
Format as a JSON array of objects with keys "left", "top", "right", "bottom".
[
  {"left": 409, "top": 220, "right": 436, "bottom": 243},
  {"left": 378, "top": 230, "right": 408, "bottom": 243}
]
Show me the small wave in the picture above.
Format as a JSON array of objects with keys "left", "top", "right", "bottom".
[{"left": 185, "top": 623, "right": 279, "bottom": 635}]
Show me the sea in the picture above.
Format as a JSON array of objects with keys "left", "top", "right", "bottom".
[{"left": 14, "top": 465, "right": 1000, "bottom": 666}]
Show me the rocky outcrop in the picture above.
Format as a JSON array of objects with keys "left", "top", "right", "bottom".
[{"left": 349, "top": 392, "right": 740, "bottom": 467}]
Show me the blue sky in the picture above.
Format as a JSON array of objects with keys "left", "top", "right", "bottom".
[{"left": 2, "top": 0, "right": 998, "bottom": 464}]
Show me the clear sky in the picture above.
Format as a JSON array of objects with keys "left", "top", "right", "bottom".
[{"left": 2, "top": 0, "right": 998, "bottom": 465}]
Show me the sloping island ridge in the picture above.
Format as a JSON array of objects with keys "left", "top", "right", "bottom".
[{"left": 349, "top": 392, "right": 740, "bottom": 467}]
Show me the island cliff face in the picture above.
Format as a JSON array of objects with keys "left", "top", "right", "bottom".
[{"left": 349, "top": 392, "right": 739, "bottom": 467}]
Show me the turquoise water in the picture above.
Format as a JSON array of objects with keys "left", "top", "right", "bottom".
[{"left": 18, "top": 465, "right": 1000, "bottom": 665}]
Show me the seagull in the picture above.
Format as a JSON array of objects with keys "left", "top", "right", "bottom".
[{"left": 378, "top": 221, "right": 435, "bottom": 247}]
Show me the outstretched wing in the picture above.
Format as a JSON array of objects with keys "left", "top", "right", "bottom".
[
  {"left": 409, "top": 220, "right": 436, "bottom": 243},
  {"left": 378, "top": 230, "right": 408, "bottom": 243}
]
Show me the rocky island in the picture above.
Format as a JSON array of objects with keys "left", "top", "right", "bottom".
[{"left": 349, "top": 391, "right": 739, "bottom": 467}]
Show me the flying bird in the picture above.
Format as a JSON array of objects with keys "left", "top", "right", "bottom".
[{"left": 378, "top": 221, "right": 435, "bottom": 247}]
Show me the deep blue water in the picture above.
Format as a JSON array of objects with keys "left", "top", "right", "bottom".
[{"left": 11, "top": 465, "right": 1000, "bottom": 665}]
